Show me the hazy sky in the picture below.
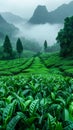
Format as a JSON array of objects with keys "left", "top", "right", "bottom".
[{"left": 0, "top": 0, "right": 72, "bottom": 18}]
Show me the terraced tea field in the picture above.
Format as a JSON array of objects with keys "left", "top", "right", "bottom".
[
  {"left": 0, "top": 53, "right": 73, "bottom": 77},
  {"left": 0, "top": 56, "right": 51, "bottom": 76},
  {"left": 0, "top": 53, "right": 73, "bottom": 130}
]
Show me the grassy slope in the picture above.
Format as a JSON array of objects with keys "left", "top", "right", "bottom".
[
  {"left": 26, "top": 57, "right": 49, "bottom": 75},
  {"left": 0, "top": 52, "right": 73, "bottom": 77},
  {"left": 40, "top": 52, "right": 73, "bottom": 77}
]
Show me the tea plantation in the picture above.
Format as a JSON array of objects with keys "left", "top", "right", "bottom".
[{"left": 0, "top": 52, "right": 73, "bottom": 130}]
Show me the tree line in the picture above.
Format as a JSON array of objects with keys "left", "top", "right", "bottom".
[
  {"left": 2, "top": 15, "right": 73, "bottom": 60},
  {"left": 56, "top": 16, "right": 73, "bottom": 57},
  {"left": 2, "top": 35, "right": 23, "bottom": 60},
  {"left": 44, "top": 16, "right": 73, "bottom": 57}
]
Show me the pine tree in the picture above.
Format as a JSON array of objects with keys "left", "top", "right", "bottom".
[
  {"left": 16, "top": 38, "right": 23, "bottom": 58},
  {"left": 3, "top": 35, "right": 13, "bottom": 59},
  {"left": 44, "top": 40, "right": 47, "bottom": 52}
]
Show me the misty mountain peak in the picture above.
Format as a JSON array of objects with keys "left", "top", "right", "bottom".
[
  {"left": 29, "top": 1, "right": 73, "bottom": 24},
  {"left": 33, "top": 5, "right": 48, "bottom": 15},
  {"left": 28, "top": 5, "right": 49, "bottom": 24},
  {"left": 36, "top": 5, "right": 48, "bottom": 11}
]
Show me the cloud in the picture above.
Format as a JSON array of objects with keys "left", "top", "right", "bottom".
[{"left": 16, "top": 23, "right": 63, "bottom": 46}]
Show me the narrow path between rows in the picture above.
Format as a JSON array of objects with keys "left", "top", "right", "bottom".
[{"left": 26, "top": 57, "right": 49, "bottom": 75}]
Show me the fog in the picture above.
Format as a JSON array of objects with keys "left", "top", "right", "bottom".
[{"left": 15, "top": 23, "right": 63, "bottom": 46}]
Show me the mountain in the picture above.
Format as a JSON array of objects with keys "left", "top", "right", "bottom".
[
  {"left": 0, "top": 15, "right": 18, "bottom": 39},
  {"left": 29, "top": 5, "right": 49, "bottom": 24},
  {"left": 49, "top": 1, "right": 73, "bottom": 23},
  {"left": 29, "top": 1, "right": 73, "bottom": 24},
  {"left": 1, "top": 12, "right": 25, "bottom": 24}
]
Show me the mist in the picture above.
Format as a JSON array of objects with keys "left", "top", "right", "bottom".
[{"left": 15, "top": 23, "right": 63, "bottom": 46}]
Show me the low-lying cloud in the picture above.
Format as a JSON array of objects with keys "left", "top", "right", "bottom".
[{"left": 16, "top": 23, "right": 63, "bottom": 46}]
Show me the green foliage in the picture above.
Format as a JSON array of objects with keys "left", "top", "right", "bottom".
[
  {"left": 63, "top": 121, "right": 73, "bottom": 130},
  {"left": 22, "top": 38, "right": 41, "bottom": 52},
  {"left": 0, "top": 74, "right": 73, "bottom": 129},
  {"left": 6, "top": 114, "right": 21, "bottom": 130},
  {"left": 0, "top": 57, "right": 34, "bottom": 76},
  {"left": 46, "top": 43, "right": 60, "bottom": 53},
  {"left": 6, "top": 112, "right": 25, "bottom": 130},
  {"left": 22, "top": 50, "right": 35, "bottom": 58},
  {"left": 3, "top": 100, "right": 16, "bottom": 129},
  {"left": 16, "top": 38, "right": 23, "bottom": 57},
  {"left": 3, "top": 35, "right": 13, "bottom": 59},
  {"left": 29, "top": 99, "right": 39, "bottom": 116},
  {"left": 56, "top": 16, "right": 73, "bottom": 57},
  {"left": 44, "top": 40, "right": 47, "bottom": 52},
  {"left": 55, "top": 122, "right": 63, "bottom": 130},
  {"left": 40, "top": 52, "right": 73, "bottom": 77},
  {"left": 0, "top": 53, "right": 73, "bottom": 129},
  {"left": 0, "top": 35, "right": 41, "bottom": 60}
]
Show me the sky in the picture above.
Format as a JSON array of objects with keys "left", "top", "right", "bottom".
[{"left": 0, "top": 0, "right": 72, "bottom": 18}]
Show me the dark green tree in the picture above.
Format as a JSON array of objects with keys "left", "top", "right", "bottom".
[
  {"left": 16, "top": 38, "right": 23, "bottom": 57},
  {"left": 56, "top": 16, "right": 73, "bottom": 57},
  {"left": 3, "top": 35, "right": 13, "bottom": 59},
  {"left": 44, "top": 40, "right": 47, "bottom": 52}
]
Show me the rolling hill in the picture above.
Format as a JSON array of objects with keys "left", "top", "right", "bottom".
[
  {"left": 0, "top": 14, "right": 18, "bottom": 39},
  {"left": 1, "top": 12, "right": 25, "bottom": 24}
]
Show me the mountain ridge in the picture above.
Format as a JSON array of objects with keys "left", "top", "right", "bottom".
[
  {"left": 28, "top": 1, "right": 73, "bottom": 24},
  {"left": 0, "top": 14, "right": 19, "bottom": 39},
  {"left": 29, "top": 5, "right": 49, "bottom": 24},
  {"left": 1, "top": 12, "right": 25, "bottom": 24}
]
